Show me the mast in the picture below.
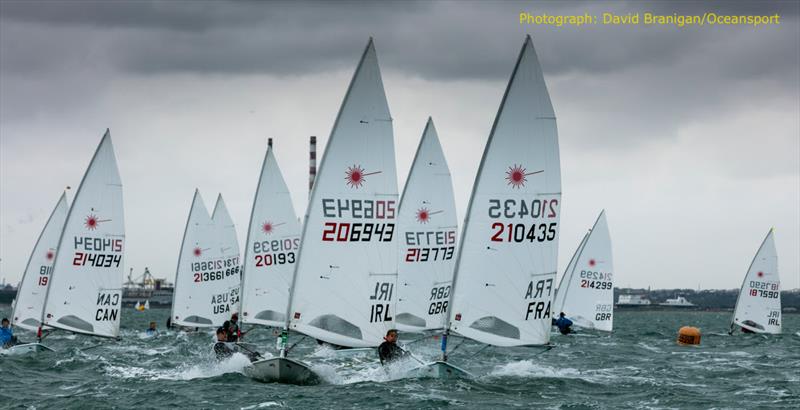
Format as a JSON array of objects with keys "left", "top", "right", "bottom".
[{"left": 309, "top": 136, "right": 317, "bottom": 194}]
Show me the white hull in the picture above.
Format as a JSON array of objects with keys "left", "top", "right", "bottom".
[
  {"left": 244, "top": 357, "right": 321, "bottom": 385},
  {"left": 409, "top": 361, "right": 472, "bottom": 379},
  {"left": 2, "top": 343, "right": 55, "bottom": 355}
]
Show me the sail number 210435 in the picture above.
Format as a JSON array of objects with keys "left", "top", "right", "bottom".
[{"left": 488, "top": 198, "right": 558, "bottom": 243}]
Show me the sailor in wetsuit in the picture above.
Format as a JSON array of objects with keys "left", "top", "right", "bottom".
[
  {"left": 145, "top": 321, "right": 158, "bottom": 337},
  {"left": 377, "top": 329, "right": 406, "bottom": 365},
  {"left": 213, "top": 327, "right": 236, "bottom": 360},
  {"left": 1, "top": 318, "right": 18, "bottom": 348},
  {"left": 553, "top": 312, "right": 573, "bottom": 335},
  {"left": 227, "top": 313, "right": 245, "bottom": 342}
]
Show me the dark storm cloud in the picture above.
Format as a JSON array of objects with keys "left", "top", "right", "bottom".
[
  {"left": 3, "top": 0, "right": 795, "bottom": 81},
  {"left": 1, "top": 0, "right": 797, "bottom": 150}
]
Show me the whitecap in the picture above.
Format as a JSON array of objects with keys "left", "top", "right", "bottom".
[
  {"left": 240, "top": 402, "right": 285, "bottom": 409},
  {"left": 106, "top": 352, "right": 254, "bottom": 380},
  {"left": 487, "top": 360, "right": 583, "bottom": 379}
]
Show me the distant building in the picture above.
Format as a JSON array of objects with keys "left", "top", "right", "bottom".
[{"left": 617, "top": 294, "right": 651, "bottom": 307}]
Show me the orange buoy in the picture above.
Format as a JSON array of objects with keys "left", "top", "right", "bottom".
[{"left": 677, "top": 326, "right": 701, "bottom": 345}]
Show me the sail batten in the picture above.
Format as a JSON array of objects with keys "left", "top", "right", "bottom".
[
  {"left": 42, "top": 130, "right": 125, "bottom": 338},
  {"left": 448, "top": 36, "right": 561, "bottom": 347},
  {"left": 288, "top": 38, "right": 398, "bottom": 348}
]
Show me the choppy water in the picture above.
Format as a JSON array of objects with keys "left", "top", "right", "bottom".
[{"left": 1, "top": 307, "right": 798, "bottom": 409}]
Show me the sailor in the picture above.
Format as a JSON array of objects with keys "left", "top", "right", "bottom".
[
  {"left": 1, "top": 318, "right": 17, "bottom": 348},
  {"left": 377, "top": 329, "right": 406, "bottom": 365},
  {"left": 145, "top": 321, "right": 158, "bottom": 337},
  {"left": 227, "top": 313, "right": 244, "bottom": 342},
  {"left": 213, "top": 327, "right": 235, "bottom": 360},
  {"left": 554, "top": 312, "right": 573, "bottom": 335}
]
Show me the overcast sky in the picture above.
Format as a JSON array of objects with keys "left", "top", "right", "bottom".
[{"left": 1, "top": 0, "right": 798, "bottom": 290}]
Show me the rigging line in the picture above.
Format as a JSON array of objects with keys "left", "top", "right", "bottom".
[
  {"left": 285, "top": 335, "right": 307, "bottom": 355},
  {"left": 446, "top": 337, "right": 468, "bottom": 356},
  {"left": 469, "top": 343, "right": 491, "bottom": 358},
  {"left": 234, "top": 342, "right": 263, "bottom": 359},
  {"left": 527, "top": 344, "right": 555, "bottom": 357},
  {"left": 396, "top": 344, "right": 427, "bottom": 366}
]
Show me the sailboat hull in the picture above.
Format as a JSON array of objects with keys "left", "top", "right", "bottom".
[
  {"left": 410, "top": 361, "right": 472, "bottom": 379},
  {"left": 2, "top": 343, "right": 55, "bottom": 355},
  {"left": 244, "top": 357, "right": 321, "bottom": 385}
]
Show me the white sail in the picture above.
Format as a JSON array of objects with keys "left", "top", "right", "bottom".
[
  {"left": 732, "top": 229, "right": 781, "bottom": 334},
  {"left": 42, "top": 130, "right": 125, "bottom": 338},
  {"left": 289, "top": 38, "right": 398, "bottom": 348},
  {"left": 211, "top": 195, "right": 242, "bottom": 318},
  {"left": 396, "top": 118, "right": 457, "bottom": 332},
  {"left": 553, "top": 211, "right": 614, "bottom": 332},
  {"left": 11, "top": 193, "right": 69, "bottom": 332},
  {"left": 448, "top": 36, "right": 561, "bottom": 347},
  {"left": 144, "top": 300, "right": 149, "bottom": 310},
  {"left": 171, "top": 190, "right": 231, "bottom": 327},
  {"left": 241, "top": 147, "right": 301, "bottom": 328},
  {"left": 552, "top": 233, "right": 587, "bottom": 319}
]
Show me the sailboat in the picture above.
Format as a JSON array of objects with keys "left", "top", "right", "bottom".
[
  {"left": 416, "top": 35, "right": 562, "bottom": 377},
  {"left": 730, "top": 229, "right": 781, "bottom": 334},
  {"left": 247, "top": 38, "right": 398, "bottom": 384},
  {"left": 144, "top": 300, "right": 150, "bottom": 310},
  {"left": 41, "top": 130, "right": 125, "bottom": 340},
  {"left": 210, "top": 195, "right": 242, "bottom": 318},
  {"left": 552, "top": 210, "right": 614, "bottom": 332},
  {"left": 134, "top": 301, "right": 143, "bottom": 311},
  {"left": 6, "top": 193, "right": 68, "bottom": 354},
  {"left": 240, "top": 144, "right": 307, "bottom": 380},
  {"left": 240, "top": 145, "right": 301, "bottom": 329},
  {"left": 171, "top": 190, "right": 239, "bottom": 328},
  {"left": 395, "top": 118, "right": 458, "bottom": 333}
]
